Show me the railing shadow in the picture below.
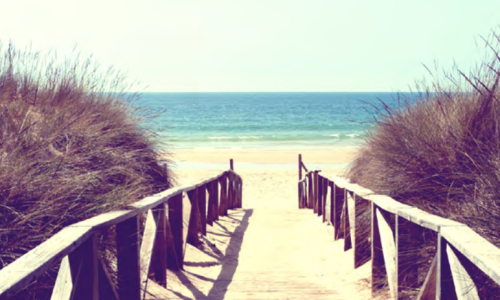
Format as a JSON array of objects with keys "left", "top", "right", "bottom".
[
  {"left": 206, "top": 209, "right": 253, "bottom": 300},
  {"left": 168, "top": 209, "right": 253, "bottom": 300}
]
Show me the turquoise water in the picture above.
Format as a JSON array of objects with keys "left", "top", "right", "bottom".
[{"left": 139, "top": 92, "right": 411, "bottom": 150}]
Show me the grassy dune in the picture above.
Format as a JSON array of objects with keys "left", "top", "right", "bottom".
[
  {"left": 0, "top": 44, "right": 173, "bottom": 298},
  {"left": 348, "top": 32, "right": 500, "bottom": 298}
]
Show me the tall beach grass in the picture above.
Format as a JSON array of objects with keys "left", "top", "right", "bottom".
[
  {"left": 348, "top": 31, "right": 500, "bottom": 298},
  {"left": 0, "top": 43, "right": 173, "bottom": 298}
]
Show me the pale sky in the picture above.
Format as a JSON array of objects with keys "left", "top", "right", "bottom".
[{"left": 1, "top": 0, "right": 499, "bottom": 92}]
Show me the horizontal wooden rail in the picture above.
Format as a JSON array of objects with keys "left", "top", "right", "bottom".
[
  {"left": 298, "top": 154, "right": 500, "bottom": 299},
  {"left": 0, "top": 160, "right": 244, "bottom": 300}
]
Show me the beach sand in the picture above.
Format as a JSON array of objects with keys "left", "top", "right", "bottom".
[
  {"left": 170, "top": 147, "right": 358, "bottom": 166},
  {"left": 148, "top": 147, "right": 382, "bottom": 299}
]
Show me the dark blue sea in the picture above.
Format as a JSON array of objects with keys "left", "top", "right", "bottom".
[{"left": 139, "top": 92, "right": 412, "bottom": 150}]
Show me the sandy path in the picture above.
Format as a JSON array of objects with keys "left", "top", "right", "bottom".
[
  {"left": 147, "top": 169, "right": 374, "bottom": 299},
  {"left": 219, "top": 170, "right": 372, "bottom": 299}
]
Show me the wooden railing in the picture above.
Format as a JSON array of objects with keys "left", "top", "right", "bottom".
[
  {"left": 0, "top": 160, "right": 243, "bottom": 300},
  {"left": 298, "top": 154, "right": 500, "bottom": 299}
]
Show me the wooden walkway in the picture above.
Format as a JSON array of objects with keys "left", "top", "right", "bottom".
[
  {"left": 3, "top": 160, "right": 500, "bottom": 299},
  {"left": 221, "top": 209, "right": 372, "bottom": 299},
  {"left": 149, "top": 170, "right": 374, "bottom": 299}
]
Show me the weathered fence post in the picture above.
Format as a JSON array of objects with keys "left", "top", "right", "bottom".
[
  {"left": 219, "top": 173, "right": 228, "bottom": 216},
  {"left": 213, "top": 180, "right": 220, "bottom": 221},
  {"left": 322, "top": 177, "right": 328, "bottom": 223},
  {"left": 168, "top": 193, "right": 184, "bottom": 269},
  {"left": 198, "top": 185, "right": 207, "bottom": 236},
  {"left": 307, "top": 173, "right": 313, "bottom": 209},
  {"left": 395, "top": 215, "right": 421, "bottom": 296},
  {"left": 436, "top": 234, "right": 457, "bottom": 300},
  {"left": 317, "top": 175, "right": 323, "bottom": 216},
  {"left": 69, "top": 235, "right": 99, "bottom": 300},
  {"left": 371, "top": 202, "right": 385, "bottom": 295},
  {"left": 333, "top": 184, "right": 344, "bottom": 240},
  {"left": 298, "top": 154, "right": 302, "bottom": 180},
  {"left": 313, "top": 171, "right": 319, "bottom": 214},
  {"left": 152, "top": 203, "right": 167, "bottom": 286},
  {"left": 187, "top": 188, "right": 201, "bottom": 246},
  {"left": 117, "top": 215, "right": 141, "bottom": 300}
]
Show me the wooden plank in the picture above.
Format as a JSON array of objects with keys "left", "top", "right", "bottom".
[
  {"left": 70, "top": 210, "right": 136, "bottom": 230},
  {"left": 213, "top": 180, "right": 219, "bottom": 221},
  {"left": 446, "top": 244, "right": 480, "bottom": 300},
  {"left": 207, "top": 182, "right": 214, "bottom": 225},
  {"left": 128, "top": 170, "right": 226, "bottom": 212},
  {"left": 227, "top": 172, "right": 232, "bottom": 209},
  {"left": 417, "top": 253, "right": 438, "bottom": 300},
  {"left": 97, "top": 255, "right": 119, "bottom": 300},
  {"left": 322, "top": 177, "right": 328, "bottom": 223},
  {"left": 299, "top": 154, "right": 302, "bottom": 180},
  {"left": 397, "top": 207, "right": 464, "bottom": 232},
  {"left": 307, "top": 173, "right": 313, "bottom": 209},
  {"left": 0, "top": 226, "right": 92, "bottom": 298},
  {"left": 187, "top": 189, "right": 201, "bottom": 246},
  {"left": 396, "top": 215, "right": 421, "bottom": 297},
  {"left": 127, "top": 187, "right": 184, "bottom": 211},
  {"left": 347, "top": 191, "right": 355, "bottom": 254},
  {"left": 139, "top": 209, "right": 157, "bottom": 295},
  {"left": 51, "top": 256, "right": 73, "bottom": 300},
  {"left": 354, "top": 193, "right": 371, "bottom": 269},
  {"left": 371, "top": 202, "right": 386, "bottom": 294},
  {"left": 240, "top": 176, "right": 243, "bottom": 207},
  {"left": 366, "top": 194, "right": 414, "bottom": 215},
  {"left": 233, "top": 173, "right": 238, "bottom": 209},
  {"left": 234, "top": 177, "right": 238, "bottom": 209},
  {"left": 437, "top": 233, "right": 457, "bottom": 300},
  {"left": 152, "top": 203, "right": 167, "bottom": 286},
  {"left": 376, "top": 208, "right": 397, "bottom": 299},
  {"left": 343, "top": 191, "right": 352, "bottom": 251},
  {"left": 165, "top": 213, "right": 180, "bottom": 271},
  {"left": 182, "top": 193, "right": 192, "bottom": 258},
  {"left": 69, "top": 234, "right": 98, "bottom": 300},
  {"left": 116, "top": 215, "right": 141, "bottom": 300},
  {"left": 334, "top": 184, "right": 344, "bottom": 240},
  {"left": 198, "top": 186, "right": 207, "bottom": 235},
  {"left": 329, "top": 182, "right": 334, "bottom": 226},
  {"left": 320, "top": 173, "right": 349, "bottom": 189},
  {"left": 302, "top": 181, "right": 306, "bottom": 209},
  {"left": 336, "top": 190, "right": 346, "bottom": 241},
  {"left": 230, "top": 172, "right": 235, "bottom": 209},
  {"left": 317, "top": 175, "right": 323, "bottom": 217},
  {"left": 168, "top": 193, "right": 184, "bottom": 268},
  {"left": 219, "top": 174, "right": 227, "bottom": 216},
  {"left": 440, "top": 226, "right": 500, "bottom": 286},
  {"left": 313, "top": 172, "right": 319, "bottom": 214}
]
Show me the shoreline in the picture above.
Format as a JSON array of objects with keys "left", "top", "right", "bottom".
[{"left": 166, "top": 146, "right": 358, "bottom": 173}]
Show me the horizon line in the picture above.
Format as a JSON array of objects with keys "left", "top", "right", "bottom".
[{"left": 137, "top": 90, "right": 417, "bottom": 93}]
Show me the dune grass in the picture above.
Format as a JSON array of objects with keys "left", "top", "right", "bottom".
[
  {"left": 0, "top": 43, "right": 173, "bottom": 298},
  {"left": 348, "top": 32, "right": 500, "bottom": 298}
]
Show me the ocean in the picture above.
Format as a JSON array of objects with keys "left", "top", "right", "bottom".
[{"left": 139, "top": 92, "right": 410, "bottom": 150}]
